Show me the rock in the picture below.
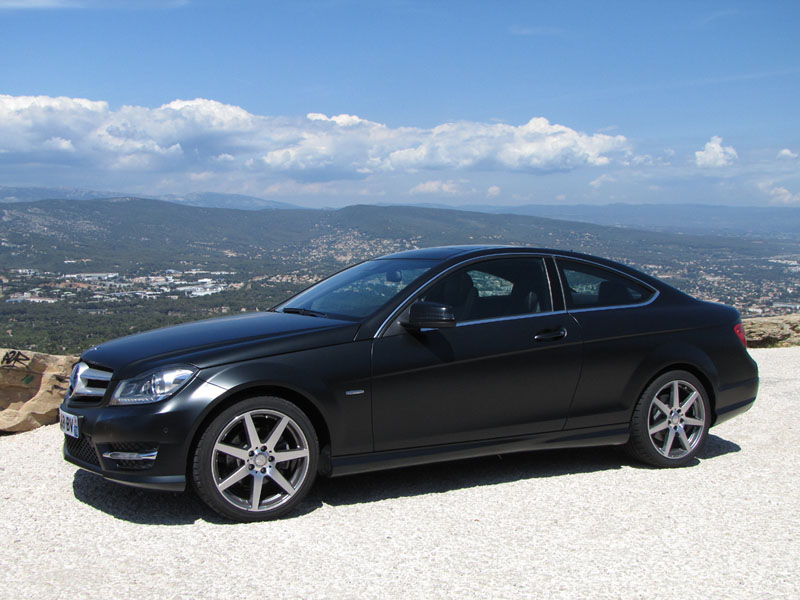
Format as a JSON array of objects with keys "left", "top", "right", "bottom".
[
  {"left": 742, "top": 314, "right": 800, "bottom": 348},
  {"left": 0, "top": 348, "right": 78, "bottom": 433}
]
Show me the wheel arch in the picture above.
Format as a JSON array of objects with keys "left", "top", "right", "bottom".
[
  {"left": 625, "top": 342, "right": 720, "bottom": 423},
  {"left": 639, "top": 363, "right": 717, "bottom": 421},
  {"left": 185, "top": 383, "right": 333, "bottom": 482}
]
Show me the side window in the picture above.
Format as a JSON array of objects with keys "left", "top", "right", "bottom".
[
  {"left": 421, "top": 257, "right": 552, "bottom": 322},
  {"left": 469, "top": 270, "right": 514, "bottom": 297},
  {"left": 558, "top": 259, "right": 654, "bottom": 309}
]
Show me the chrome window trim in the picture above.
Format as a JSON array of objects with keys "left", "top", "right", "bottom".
[
  {"left": 413, "top": 309, "right": 567, "bottom": 334},
  {"left": 453, "top": 308, "right": 568, "bottom": 328},
  {"left": 566, "top": 294, "right": 660, "bottom": 313},
  {"left": 375, "top": 251, "right": 555, "bottom": 338},
  {"left": 553, "top": 254, "right": 660, "bottom": 312}
]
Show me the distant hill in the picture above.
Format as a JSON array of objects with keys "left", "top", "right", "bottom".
[
  {"left": 0, "top": 186, "right": 299, "bottom": 211},
  {"left": 456, "top": 203, "right": 800, "bottom": 241},
  {"left": 160, "top": 192, "right": 299, "bottom": 210},
  {"left": 1, "top": 197, "right": 796, "bottom": 280},
  {"left": 0, "top": 186, "right": 128, "bottom": 203},
  {"left": 4, "top": 186, "right": 798, "bottom": 240}
]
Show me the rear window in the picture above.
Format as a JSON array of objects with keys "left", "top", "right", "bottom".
[{"left": 558, "top": 259, "right": 655, "bottom": 309}]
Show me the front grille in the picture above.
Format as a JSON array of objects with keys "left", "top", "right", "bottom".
[
  {"left": 65, "top": 435, "right": 100, "bottom": 467},
  {"left": 67, "top": 362, "right": 113, "bottom": 405}
]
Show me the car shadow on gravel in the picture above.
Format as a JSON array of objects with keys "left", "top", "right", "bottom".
[
  {"left": 698, "top": 433, "right": 742, "bottom": 459},
  {"left": 71, "top": 470, "right": 227, "bottom": 525},
  {"left": 310, "top": 433, "right": 741, "bottom": 508},
  {"left": 617, "top": 433, "right": 741, "bottom": 471},
  {"left": 71, "top": 433, "right": 741, "bottom": 524}
]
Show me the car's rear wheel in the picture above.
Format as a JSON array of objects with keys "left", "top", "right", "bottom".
[
  {"left": 192, "top": 396, "right": 318, "bottom": 522},
  {"left": 626, "top": 370, "right": 710, "bottom": 468}
]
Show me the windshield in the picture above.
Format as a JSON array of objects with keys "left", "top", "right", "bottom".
[{"left": 275, "top": 258, "right": 438, "bottom": 320}]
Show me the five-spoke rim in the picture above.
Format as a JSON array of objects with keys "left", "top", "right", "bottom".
[
  {"left": 647, "top": 379, "right": 706, "bottom": 459},
  {"left": 211, "top": 409, "right": 310, "bottom": 512}
]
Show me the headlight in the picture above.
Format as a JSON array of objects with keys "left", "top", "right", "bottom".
[{"left": 110, "top": 366, "right": 196, "bottom": 405}]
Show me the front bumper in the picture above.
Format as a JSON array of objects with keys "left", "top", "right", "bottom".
[{"left": 61, "top": 376, "right": 226, "bottom": 492}]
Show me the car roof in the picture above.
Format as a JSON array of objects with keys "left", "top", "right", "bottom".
[
  {"left": 376, "top": 245, "right": 675, "bottom": 293},
  {"left": 379, "top": 245, "right": 536, "bottom": 260}
]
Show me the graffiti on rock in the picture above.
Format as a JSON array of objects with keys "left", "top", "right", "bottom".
[{"left": 2, "top": 350, "right": 31, "bottom": 368}]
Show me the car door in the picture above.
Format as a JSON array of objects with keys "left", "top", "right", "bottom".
[
  {"left": 370, "top": 255, "right": 582, "bottom": 451},
  {"left": 555, "top": 257, "right": 660, "bottom": 429}
]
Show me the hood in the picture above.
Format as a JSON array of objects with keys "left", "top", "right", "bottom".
[{"left": 82, "top": 311, "right": 359, "bottom": 379}]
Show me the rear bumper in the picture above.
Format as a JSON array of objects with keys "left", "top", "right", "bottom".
[{"left": 713, "top": 376, "right": 759, "bottom": 426}]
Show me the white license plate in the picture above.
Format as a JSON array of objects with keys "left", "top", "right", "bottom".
[{"left": 59, "top": 409, "right": 79, "bottom": 439}]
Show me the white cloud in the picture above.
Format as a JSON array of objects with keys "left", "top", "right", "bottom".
[
  {"left": 695, "top": 136, "right": 738, "bottom": 167},
  {"left": 386, "top": 118, "right": 627, "bottom": 172},
  {"left": 43, "top": 137, "right": 75, "bottom": 151},
  {"left": 590, "top": 174, "right": 615, "bottom": 188},
  {"left": 306, "top": 112, "right": 367, "bottom": 127},
  {"left": 778, "top": 148, "right": 798, "bottom": 159},
  {"left": 759, "top": 181, "right": 800, "bottom": 205},
  {"left": 409, "top": 180, "right": 459, "bottom": 195},
  {"left": 0, "top": 94, "right": 630, "bottom": 192},
  {"left": 487, "top": 185, "right": 501, "bottom": 197}
]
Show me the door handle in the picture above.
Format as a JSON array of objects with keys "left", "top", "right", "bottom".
[{"left": 534, "top": 327, "right": 567, "bottom": 342}]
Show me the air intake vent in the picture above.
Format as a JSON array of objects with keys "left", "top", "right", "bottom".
[{"left": 65, "top": 435, "right": 100, "bottom": 467}]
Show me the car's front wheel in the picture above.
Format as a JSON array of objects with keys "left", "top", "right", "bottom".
[
  {"left": 192, "top": 396, "right": 318, "bottom": 522},
  {"left": 626, "top": 370, "right": 711, "bottom": 468}
]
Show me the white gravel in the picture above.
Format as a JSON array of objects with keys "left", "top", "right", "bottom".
[{"left": 1, "top": 347, "right": 797, "bottom": 599}]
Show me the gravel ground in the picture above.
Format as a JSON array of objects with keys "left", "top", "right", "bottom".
[{"left": 1, "top": 347, "right": 797, "bottom": 599}]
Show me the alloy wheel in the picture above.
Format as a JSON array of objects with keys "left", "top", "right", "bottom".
[
  {"left": 211, "top": 409, "right": 311, "bottom": 512},
  {"left": 646, "top": 379, "right": 707, "bottom": 460}
]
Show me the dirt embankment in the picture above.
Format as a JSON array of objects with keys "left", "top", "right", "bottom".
[
  {"left": 0, "top": 348, "right": 77, "bottom": 433},
  {"left": 743, "top": 314, "right": 800, "bottom": 348}
]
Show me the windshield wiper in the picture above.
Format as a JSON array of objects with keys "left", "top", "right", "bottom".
[{"left": 281, "top": 307, "right": 329, "bottom": 318}]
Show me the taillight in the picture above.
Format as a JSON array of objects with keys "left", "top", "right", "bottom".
[{"left": 734, "top": 323, "right": 747, "bottom": 347}]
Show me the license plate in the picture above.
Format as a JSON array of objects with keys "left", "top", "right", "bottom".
[{"left": 59, "top": 409, "right": 79, "bottom": 439}]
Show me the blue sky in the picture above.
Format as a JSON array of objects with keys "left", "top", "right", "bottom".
[{"left": 1, "top": 0, "right": 798, "bottom": 207}]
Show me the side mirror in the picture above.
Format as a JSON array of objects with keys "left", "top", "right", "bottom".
[{"left": 403, "top": 301, "right": 456, "bottom": 329}]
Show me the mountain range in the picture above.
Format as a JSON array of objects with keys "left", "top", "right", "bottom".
[
  {"left": 2, "top": 185, "right": 799, "bottom": 240},
  {"left": 1, "top": 197, "right": 796, "bottom": 283}
]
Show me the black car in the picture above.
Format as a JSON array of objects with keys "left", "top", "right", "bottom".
[{"left": 60, "top": 246, "right": 758, "bottom": 521}]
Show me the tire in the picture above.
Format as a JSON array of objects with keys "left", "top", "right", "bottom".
[
  {"left": 192, "top": 396, "right": 319, "bottom": 522},
  {"left": 626, "top": 370, "right": 711, "bottom": 468}
]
